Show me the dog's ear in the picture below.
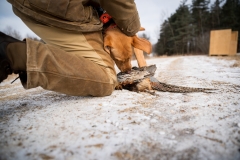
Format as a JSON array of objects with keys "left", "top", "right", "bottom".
[
  {"left": 132, "top": 36, "right": 152, "bottom": 54},
  {"left": 139, "top": 27, "right": 145, "bottom": 31},
  {"left": 103, "top": 35, "right": 112, "bottom": 54}
]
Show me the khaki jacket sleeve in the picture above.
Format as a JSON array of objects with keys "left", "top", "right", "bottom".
[{"left": 99, "top": 0, "right": 140, "bottom": 36}]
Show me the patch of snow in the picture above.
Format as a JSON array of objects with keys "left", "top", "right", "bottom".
[{"left": 0, "top": 56, "right": 240, "bottom": 160}]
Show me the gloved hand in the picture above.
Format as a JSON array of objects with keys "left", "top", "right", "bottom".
[{"left": 99, "top": 0, "right": 141, "bottom": 36}]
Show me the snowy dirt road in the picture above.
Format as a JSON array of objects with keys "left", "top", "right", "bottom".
[{"left": 0, "top": 55, "right": 240, "bottom": 160}]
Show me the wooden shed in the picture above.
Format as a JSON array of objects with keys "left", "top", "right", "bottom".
[{"left": 209, "top": 29, "right": 238, "bottom": 56}]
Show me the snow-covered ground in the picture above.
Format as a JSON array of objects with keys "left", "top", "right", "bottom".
[{"left": 0, "top": 55, "right": 240, "bottom": 160}]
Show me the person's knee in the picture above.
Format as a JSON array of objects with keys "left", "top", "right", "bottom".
[{"left": 92, "top": 83, "right": 115, "bottom": 97}]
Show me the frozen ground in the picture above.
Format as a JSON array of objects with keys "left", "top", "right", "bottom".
[{"left": 0, "top": 55, "right": 240, "bottom": 160}]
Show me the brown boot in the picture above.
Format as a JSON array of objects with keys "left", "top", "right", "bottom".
[{"left": 0, "top": 32, "right": 27, "bottom": 84}]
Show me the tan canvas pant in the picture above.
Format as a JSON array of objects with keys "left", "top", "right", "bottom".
[{"left": 22, "top": 20, "right": 117, "bottom": 97}]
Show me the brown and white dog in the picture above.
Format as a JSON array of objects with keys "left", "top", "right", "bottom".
[{"left": 103, "top": 26, "right": 152, "bottom": 72}]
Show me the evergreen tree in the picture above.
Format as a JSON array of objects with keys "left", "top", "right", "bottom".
[
  {"left": 155, "top": 0, "right": 194, "bottom": 55},
  {"left": 155, "top": 20, "right": 173, "bottom": 55},
  {"left": 191, "top": 0, "right": 211, "bottom": 36},
  {"left": 191, "top": 0, "right": 211, "bottom": 53},
  {"left": 210, "top": 0, "right": 224, "bottom": 29},
  {"left": 220, "top": 0, "right": 240, "bottom": 52},
  {"left": 220, "top": 0, "right": 240, "bottom": 30},
  {"left": 172, "top": 0, "right": 194, "bottom": 54}
]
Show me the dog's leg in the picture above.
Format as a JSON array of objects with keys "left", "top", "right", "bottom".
[{"left": 134, "top": 47, "right": 147, "bottom": 67}]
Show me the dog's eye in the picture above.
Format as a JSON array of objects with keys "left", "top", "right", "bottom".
[
  {"left": 106, "top": 46, "right": 111, "bottom": 51},
  {"left": 104, "top": 46, "right": 112, "bottom": 54},
  {"left": 115, "top": 57, "right": 124, "bottom": 62},
  {"left": 116, "top": 58, "right": 129, "bottom": 63}
]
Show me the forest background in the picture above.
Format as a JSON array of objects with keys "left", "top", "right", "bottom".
[{"left": 151, "top": 0, "right": 240, "bottom": 56}]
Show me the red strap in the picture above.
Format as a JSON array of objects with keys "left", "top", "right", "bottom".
[
  {"left": 100, "top": 13, "right": 112, "bottom": 24},
  {"left": 105, "top": 24, "right": 117, "bottom": 31}
]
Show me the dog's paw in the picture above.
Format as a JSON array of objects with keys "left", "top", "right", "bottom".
[{"left": 115, "top": 84, "right": 123, "bottom": 90}]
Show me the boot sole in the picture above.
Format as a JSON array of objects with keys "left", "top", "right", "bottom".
[{"left": 0, "top": 59, "right": 12, "bottom": 83}]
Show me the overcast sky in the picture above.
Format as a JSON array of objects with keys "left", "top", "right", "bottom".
[{"left": 0, "top": 0, "right": 210, "bottom": 44}]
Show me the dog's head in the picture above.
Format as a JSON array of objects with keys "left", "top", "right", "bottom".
[{"left": 103, "top": 27, "right": 152, "bottom": 72}]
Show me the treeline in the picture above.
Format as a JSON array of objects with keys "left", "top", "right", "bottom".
[
  {"left": 154, "top": 0, "right": 240, "bottom": 56},
  {"left": 2, "top": 26, "right": 42, "bottom": 43}
]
